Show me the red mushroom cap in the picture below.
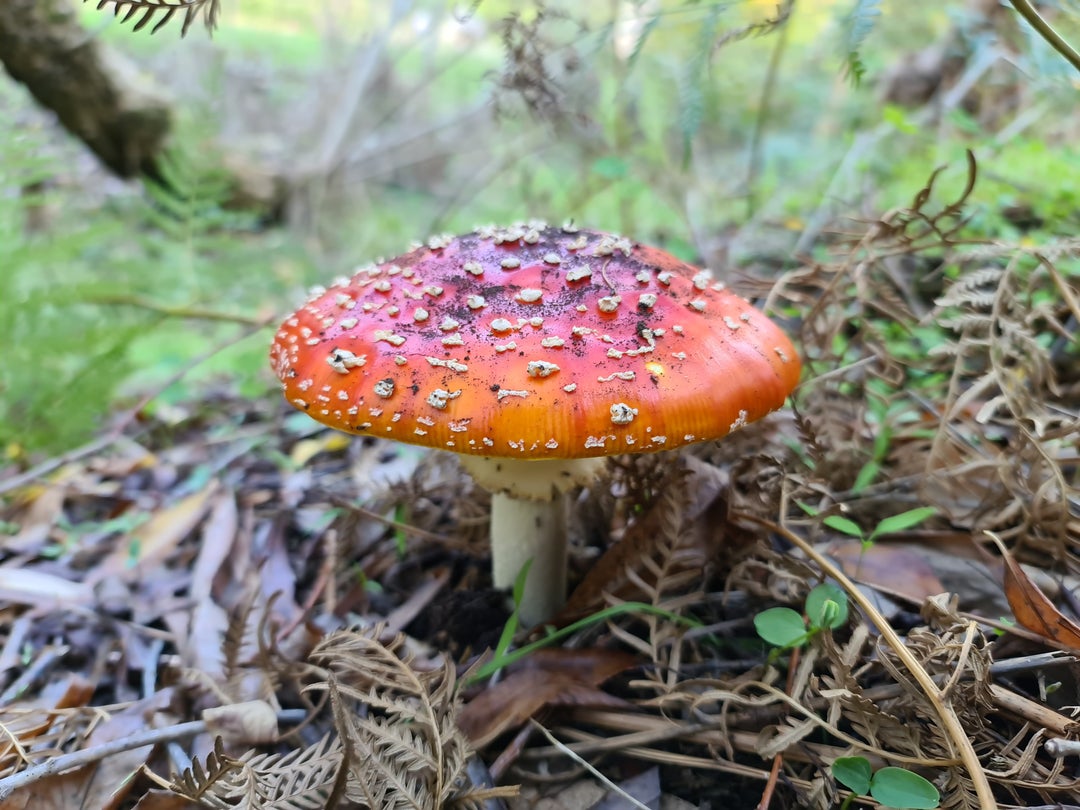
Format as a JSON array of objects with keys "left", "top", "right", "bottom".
[{"left": 271, "top": 223, "right": 800, "bottom": 459}]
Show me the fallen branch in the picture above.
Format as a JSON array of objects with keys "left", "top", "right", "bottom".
[{"left": 0, "top": 720, "right": 206, "bottom": 800}]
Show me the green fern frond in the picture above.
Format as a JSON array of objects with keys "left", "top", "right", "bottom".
[
  {"left": 677, "top": 6, "right": 723, "bottom": 166},
  {"left": 627, "top": 11, "right": 663, "bottom": 69},
  {"left": 838, "top": 0, "right": 881, "bottom": 86}
]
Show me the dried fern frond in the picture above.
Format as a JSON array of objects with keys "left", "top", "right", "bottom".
[
  {"left": 305, "top": 626, "right": 511, "bottom": 810},
  {"left": 169, "top": 737, "right": 243, "bottom": 808},
  {"left": 86, "top": 0, "right": 221, "bottom": 36},
  {"left": 170, "top": 734, "right": 342, "bottom": 810}
]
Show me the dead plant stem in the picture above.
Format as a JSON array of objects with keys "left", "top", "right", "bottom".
[
  {"left": 1007, "top": 0, "right": 1080, "bottom": 73},
  {"left": 530, "top": 720, "right": 653, "bottom": 810},
  {"left": 745, "top": 0, "right": 793, "bottom": 219},
  {"left": 89, "top": 294, "right": 268, "bottom": 325},
  {"left": 737, "top": 512, "right": 998, "bottom": 809},
  {"left": 756, "top": 643, "right": 799, "bottom": 810}
]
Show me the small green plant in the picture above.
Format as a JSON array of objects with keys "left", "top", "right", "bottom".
[
  {"left": 754, "top": 582, "right": 848, "bottom": 652},
  {"left": 800, "top": 504, "right": 938, "bottom": 550},
  {"left": 832, "top": 756, "right": 940, "bottom": 809}
]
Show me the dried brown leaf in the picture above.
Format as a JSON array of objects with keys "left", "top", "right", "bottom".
[
  {"left": 170, "top": 734, "right": 341, "bottom": 809},
  {"left": 993, "top": 534, "right": 1080, "bottom": 649},
  {"left": 307, "top": 626, "right": 486, "bottom": 810},
  {"left": 457, "top": 648, "right": 637, "bottom": 749},
  {"left": 131, "top": 790, "right": 200, "bottom": 809},
  {"left": 824, "top": 540, "right": 945, "bottom": 602},
  {"left": 191, "top": 492, "right": 238, "bottom": 603},
  {"left": 558, "top": 473, "right": 695, "bottom": 624},
  {"left": 14, "top": 699, "right": 166, "bottom": 810},
  {"left": 202, "top": 700, "right": 278, "bottom": 746},
  {"left": 96, "top": 482, "right": 218, "bottom": 581}
]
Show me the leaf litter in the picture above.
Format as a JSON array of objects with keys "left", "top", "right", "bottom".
[{"left": 0, "top": 161, "right": 1078, "bottom": 808}]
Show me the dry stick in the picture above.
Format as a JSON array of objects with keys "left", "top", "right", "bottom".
[
  {"left": 736, "top": 513, "right": 998, "bottom": 809},
  {"left": 756, "top": 643, "right": 800, "bottom": 810},
  {"left": 744, "top": 0, "right": 793, "bottom": 220},
  {"left": 1007, "top": 0, "right": 1080, "bottom": 73},
  {"left": 0, "top": 435, "right": 117, "bottom": 496},
  {"left": 86, "top": 295, "right": 267, "bottom": 326},
  {"left": 529, "top": 720, "right": 653, "bottom": 810},
  {"left": 0, "top": 720, "right": 207, "bottom": 800}
]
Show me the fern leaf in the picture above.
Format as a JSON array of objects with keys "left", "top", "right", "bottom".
[
  {"left": 170, "top": 738, "right": 244, "bottom": 806},
  {"left": 677, "top": 6, "right": 723, "bottom": 166},
  {"left": 627, "top": 11, "right": 663, "bottom": 69},
  {"left": 86, "top": 0, "right": 220, "bottom": 36},
  {"left": 838, "top": 0, "right": 880, "bottom": 85},
  {"left": 306, "top": 626, "right": 476, "bottom": 810},
  {"left": 171, "top": 734, "right": 342, "bottom": 810}
]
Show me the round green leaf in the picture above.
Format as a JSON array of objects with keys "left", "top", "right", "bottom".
[
  {"left": 806, "top": 583, "right": 849, "bottom": 629},
  {"left": 754, "top": 607, "right": 807, "bottom": 648},
  {"left": 832, "top": 756, "right": 872, "bottom": 795},
  {"left": 869, "top": 767, "right": 940, "bottom": 809}
]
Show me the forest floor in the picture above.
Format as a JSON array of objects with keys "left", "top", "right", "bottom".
[
  {"left": 0, "top": 164, "right": 1078, "bottom": 809},
  {"left": 2, "top": 4, "right": 1080, "bottom": 807}
]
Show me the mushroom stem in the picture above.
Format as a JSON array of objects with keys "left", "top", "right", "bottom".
[
  {"left": 458, "top": 455, "right": 606, "bottom": 626},
  {"left": 490, "top": 492, "right": 567, "bottom": 625}
]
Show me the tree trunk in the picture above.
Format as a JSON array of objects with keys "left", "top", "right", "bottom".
[{"left": 0, "top": 0, "right": 171, "bottom": 181}]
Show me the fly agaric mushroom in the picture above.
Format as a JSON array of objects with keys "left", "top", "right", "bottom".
[{"left": 271, "top": 222, "right": 800, "bottom": 625}]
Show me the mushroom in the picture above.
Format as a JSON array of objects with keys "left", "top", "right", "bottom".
[{"left": 271, "top": 222, "right": 800, "bottom": 625}]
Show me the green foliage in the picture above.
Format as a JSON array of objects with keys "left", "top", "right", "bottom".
[
  {"left": 6, "top": 0, "right": 1077, "bottom": 464},
  {"left": 469, "top": 597, "right": 701, "bottom": 686},
  {"left": 837, "top": 0, "right": 881, "bottom": 85},
  {"left": 754, "top": 583, "right": 848, "bottom": 651},
  {"left": 799, "top": 503, "right": 938, "bottom": 549},
  {"left": 832, "top": 756, "right": 872, "bottom": 795},
  {"left": 0, "top": 126, "right": 141, "bottom": 453},
  {"left": 754, "top": 607, "right": 809, "bottom": 648},
  {"left": 675, "top": 5, "right": 722, "bottom": 165},
  {"left": 0, "top": 120, "right": 309, "bottom": 455},
  {"left": 833, "top": 757, "right": 940, "bottom": 809}
]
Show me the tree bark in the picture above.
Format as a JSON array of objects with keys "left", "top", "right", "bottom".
[{"left": 0, "top": 0, "right": 171, "bottom": 181}]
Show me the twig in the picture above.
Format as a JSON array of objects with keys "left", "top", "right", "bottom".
[
  {"left": 529, "top": 720, "right": 653, "bottom": 810},
  {"left": 0, "top": 435, "right": 120, "bottom": 496},
  {"left": 1007, "top": 0, "right": 1080, "bottom": 73},
  {"left": 756, "top": 642, "right": 799, "bottom": 810},
  {"left": 745, "top": 0, "right": 794, "bottom": 219},
  {"left": 0, "top": 646, "right": 69, "bottom": 706},
  {"left": 0, "top": 720, "right": 206, "bottom": 800},
  {"left": 88, "top": 294, "right": 269, "bottom": 326},
  {"left": 736, "top": 512, "right": 999, "bottom": 809}
]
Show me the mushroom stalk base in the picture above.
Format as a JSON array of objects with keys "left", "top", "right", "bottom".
[
  {"left": 458, "top": 456, "right": 605, "bottom": 627},
  {"left": 490, "top": 493, "right": 567, "bottom": 625}
]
